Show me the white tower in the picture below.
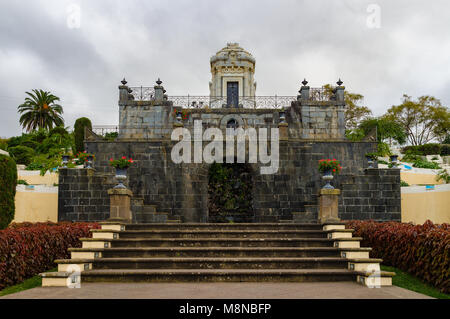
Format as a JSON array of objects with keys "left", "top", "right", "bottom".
[{"left": 209, "top": 43, "right": 256, "bottom": 108}]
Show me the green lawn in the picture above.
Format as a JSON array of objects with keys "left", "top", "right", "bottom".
[
  {"left": 381, "top": 265, "right": 450, "bottom": 299},
  {"left": 0, "top": 268, "right": 57, "bottom": 297}
]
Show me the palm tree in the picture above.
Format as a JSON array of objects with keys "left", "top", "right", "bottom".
[{"left": 18, "top": 89, "right": 64, "bottom": 132}]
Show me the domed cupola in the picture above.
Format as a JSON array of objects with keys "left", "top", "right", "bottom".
[{"left": 209, "top": 43, "right": 256, "bottom": 108}]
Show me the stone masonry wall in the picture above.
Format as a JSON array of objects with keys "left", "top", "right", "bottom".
[{"left": 58, "top": 139, "right": 401, "bottom": 223}]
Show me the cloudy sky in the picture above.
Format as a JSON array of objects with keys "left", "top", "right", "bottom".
[{"left": 1, "top": 0, "right": 449, "bottom": 137}]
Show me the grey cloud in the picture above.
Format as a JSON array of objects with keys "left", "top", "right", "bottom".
[{"left": 0, "top": 0, "right": 449, "bottom": 137}]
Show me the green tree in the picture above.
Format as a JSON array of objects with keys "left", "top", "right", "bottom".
[
  {"left": 359, "top": 117, "right": 407, "bottom": 145},
  {"left": 74, "top": 117, "right": 92, "bottom": 153},
  {"left": 385, "top": 94, "right": 450, "bottom": 145},
  {"left": 324, "top": 84, "right": 372, "bottom": 131},
  {"left": 18, "top": 89, "right": 64, "bottom": 132},
  {"left": 0, "top": 154, "right": 17, "bottom": 229}
]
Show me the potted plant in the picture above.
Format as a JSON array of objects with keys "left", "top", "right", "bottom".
[
  {"left": 109, "top": 156, "right": 134, "bottom": 189},
  {"left": 318, "top": 159, "right": 342, "bottom": 189},
  {"left": 75, "top": 151, "right": 95, "bottom": 168}
]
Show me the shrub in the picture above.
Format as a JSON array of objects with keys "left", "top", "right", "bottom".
[
  {"left": 7, "top": 145, "right": 35, "bottom": 165},
  {"left": 441, "top": 144, "right": 450, "bottom": 156},
  {"left": 402, "top": 144, "right": 442, "bottom": 156},
  {"left": 413, "top": 159, "right": 441, "bottom": 169},
  {"left": 0, "top": 222, "right": 99, "bottom": 290},
  {"left": 74, "top": 117, "right": 92, "bottom": 153},
  {"left": 0, "top": 155, "right": 17, "bottom": 229},
  {"left": 436, "top": 169, "right": 450, "bottom": 184},
  {"left": 104, "top": 132, "right": 118, "bottom": 141},
  {"left": 17, "top": 179, "right": 29, "bottom": 186},
  {"left": 345, "top": 220, "right": 450, "bottom": 293},
  {"left": 400, "top": 180, "right": 409, "bottom": 187}
]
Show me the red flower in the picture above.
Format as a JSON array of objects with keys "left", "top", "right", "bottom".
[
  {"left": 109, "top": 158, "right": 113, "bottom": 161},
  {"left": 122, "top": 156, "right": 126, "bottom": 159}
]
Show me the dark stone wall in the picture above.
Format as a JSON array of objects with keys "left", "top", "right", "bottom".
[{"left": 58, "top": 138, "right": 401, "bottom": 223}]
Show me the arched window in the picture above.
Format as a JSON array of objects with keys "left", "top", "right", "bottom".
[{"left": 226, "top": 119, "right": 238, "bottom": 129}]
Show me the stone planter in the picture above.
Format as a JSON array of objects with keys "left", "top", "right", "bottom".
[
  {"left": 322, "top": 169, "right": 334, "bottom": 189},
  {"left": 390, "top": 155, "right": 398, "bottom": 168},
  {"left": 114, "top": 167, "right": 128, "bottom": 189}
]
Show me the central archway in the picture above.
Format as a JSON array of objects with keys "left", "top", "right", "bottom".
[{"left": 207, "top": 162, "right": 253, "bottom": 223}]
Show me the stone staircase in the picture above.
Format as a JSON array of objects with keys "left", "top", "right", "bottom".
[
  {"left": 41, "top": 222, "right": 394, "bottom": 287},
  {"left": 131, "top": 198, "right": 181, "bottom": 223}
]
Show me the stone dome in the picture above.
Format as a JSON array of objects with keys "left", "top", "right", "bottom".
[{"left": 210, "top": 43, "right": 255, "bottom": 65}]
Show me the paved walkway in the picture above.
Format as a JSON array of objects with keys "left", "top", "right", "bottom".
[{"left": 1, "top": 282, "right": 432, "bottom": 299}]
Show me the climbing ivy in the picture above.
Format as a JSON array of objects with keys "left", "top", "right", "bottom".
[{"left": 208, "top": 162, "right": 253, "bottom": 223}]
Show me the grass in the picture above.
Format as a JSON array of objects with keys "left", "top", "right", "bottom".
[
  {"left": 381, "top": 265, "right": 450, "bottom": 299},
  {"left": 0, "top": 268, "right": 57, "bottom": 297}
]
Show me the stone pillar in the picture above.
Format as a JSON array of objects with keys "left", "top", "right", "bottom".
[
  {"left": 154, "top": 78, "right": 164, "bottom": 102},
  {"left": 335, "top": 79, "right": 345, "bottom": 104},
  {"left": 107, "top": 188, "right": 133, "bottom": 223},
  {"left": 118, "top": 78, "right": 129, "bottom": 106},
  {"left": 300, "top": 85, "right": 310, "bottom": 101},
  {"left": 278, "top": 122, "right": 288, "bottom": 141},
  {"left": 318, "top": 189, "right": 341, "bottom": 223}
]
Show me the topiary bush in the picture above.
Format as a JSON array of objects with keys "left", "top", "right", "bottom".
[
  {"left": 7, "top": 145, "right": 35, "bottom": 165},
  {"left": 345, "top": 220, "right": 450, "bottom": 293},
  {"left": 74, "top": 117, "right": 92, "bottom": 154},
  {"left": 0, "top": 154, "right": 17, "bottom": 229}
]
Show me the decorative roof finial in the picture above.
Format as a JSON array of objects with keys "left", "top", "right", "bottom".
[
  {"left": 301, "top": 78, "right": 308, "bottom": 86},
  {"left": 156, "top": 78, "right": 162, "bottom": 85},
  {"left": 121, "top": 78, "right": 127, "bottom": 85},
  {"left": 336, "top": 78, "right": 343, "bottom": 86}
]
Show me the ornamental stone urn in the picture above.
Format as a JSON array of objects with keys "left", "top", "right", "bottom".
[
  {"left": 322, "top": 169, "right": 334, "bottom": 189},
  {"left": 114, "top": 167, "right": 128, "bottom": 189}
]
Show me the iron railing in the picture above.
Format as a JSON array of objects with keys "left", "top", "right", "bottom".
[
  {"left": 309, "top": 87, "right": 334, "bottom": 101},
  {"left": 92, "top": 125, "right": 119, "bottom": 135},
  {"left": 169, "top": 95, "right": 298, "bottom": 109},
  {"left": 126, "top": 87, "right": 334, "bottom": 106},
  {"left": 129, "top": 86, "right": 155, "bottom": 101}
]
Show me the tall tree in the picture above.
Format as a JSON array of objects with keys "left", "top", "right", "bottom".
[
  {"left": 385, "top": 94, "right": 450, "bottom": 145},
  {"left": 323, "top": 84, "right": 372, "bottom": 130},
  {"left": 359, "top": 117, "right": 407, "bottom": 145},
  {"left": 18, "top": 89, "right": 64, "bottom": 132}
]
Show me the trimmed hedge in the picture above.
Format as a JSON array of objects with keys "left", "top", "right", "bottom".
[
  {"left": 0, "top": 222, "right": 99, "bottom": 290},
  {"left": 346, "top": 220, "right": 449, "bottom": 293},
  {"left": 74, "top": 117, "right": 92, "bottom": 154},
  {"left": 402, "top": 143, "right": 450, "bottom": 156},
  {"left": 0, "top": 154, "right": 17, "bottom": 229}
]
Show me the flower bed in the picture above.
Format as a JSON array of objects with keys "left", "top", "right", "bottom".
[
  {"left": 346, "top": 220, "right": 449, "bottom": 293},
  {"left": 0, "top": 222, "right": 99, "bottom": 290}
]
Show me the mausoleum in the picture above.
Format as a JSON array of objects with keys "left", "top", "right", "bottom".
[{"left": 58, "top": 43, "right": 401, "bottom": 223}]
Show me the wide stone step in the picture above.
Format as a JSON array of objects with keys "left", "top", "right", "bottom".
[
  {"left": 74, "top": 247, "right": 371, "bottom": 258},
  {"left": 79, "top": 268, "right": 359, "bottom": 283},
  {"left": 91, "top": 237, "right": 360, "bottom": 248},
  {"left": 115, "top": 230, "right": 334, "bottom": 239},
  {"left": 124, "top": 223, "right": 324, "bottom": 231},
  {"left": 60, "top": 257, "right": 352, "bottom": 269}
]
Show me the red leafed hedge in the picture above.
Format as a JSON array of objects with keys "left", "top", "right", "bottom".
[
  {"left": 346, "top": 220, "right": 450, "bottom": 293},
  {"left": 0, "top": 222, "right": 99, "bottom": 290}
]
